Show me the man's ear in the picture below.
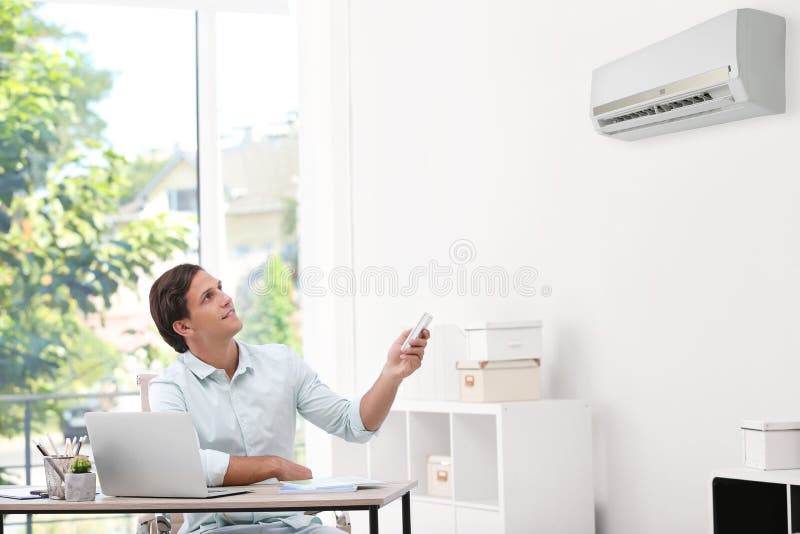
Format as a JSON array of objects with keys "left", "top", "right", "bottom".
[{"left": 173, "top": 319, "right": 192, "bottom": 337}]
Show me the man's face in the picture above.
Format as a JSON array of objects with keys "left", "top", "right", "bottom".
[{"left": 175, "top": 269, "right": 243, "bottom": 345}]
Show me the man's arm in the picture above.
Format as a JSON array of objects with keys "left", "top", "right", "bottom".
[
  {"left": 223, "top": 456, "right": 311, "bottom": 485},
  {"left": 359, "top": 328, "right": 430, "bottom": 431},
  {"left": 149, "top": 379, "right": 311, "bottom": 485}
]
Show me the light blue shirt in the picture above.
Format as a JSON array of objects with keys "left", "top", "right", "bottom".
[{"left": 149, "top": 341, "right": 375, "bottom": 533}]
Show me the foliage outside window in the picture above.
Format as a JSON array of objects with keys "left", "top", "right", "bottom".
[{"left": 0, "top": 1, "right": 190, "bottom": 482}]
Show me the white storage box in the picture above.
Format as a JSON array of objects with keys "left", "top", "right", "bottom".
[
  {"left": 741, "top": 419, "right": 800, "bottom": 470},
  {"left": 456, "top": 359, "right": 541, "bottom": 402},
  {"left": 464, "top": 321, "right": 542, "bottom": 361},
  {"left": 426, "top": 455, "right": 452, "bottom": 497}
]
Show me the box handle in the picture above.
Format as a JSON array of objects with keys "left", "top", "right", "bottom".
[
  {"left": 437, "top": 470, "right": 448, "bottom": 482},
  {"left": 464, "top": 375, "right": 475, "bottom": 387},
  {"left": 507, "top": 341, "right": 522, "bottom": 348}
]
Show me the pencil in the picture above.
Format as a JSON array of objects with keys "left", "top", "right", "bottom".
[
  {"left": 32, "top": 440, "right": 48, "bottom": 457},
  {"left": 46, "top": 434, "right": 59, "bottom": 456}
]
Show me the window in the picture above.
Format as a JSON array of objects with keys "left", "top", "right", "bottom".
[
  {"left": 0, "top": 4, "right": 301, "bottom": 531},
  {"left": 168, "top": 188, "right": 199, "bottom": 212},
  {"left": 216, "top": 9, "right": 303, "bottom": 462}
]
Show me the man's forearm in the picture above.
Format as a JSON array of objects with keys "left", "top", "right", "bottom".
[
  {"left": 223, "top": 456, "right": 281, "bottom": 485},
  {"left": 359, "top": 368, "right": 403, "bottom": 431},
  {"left": 222, "top": 455, "right": 311, "bottom": 485}
]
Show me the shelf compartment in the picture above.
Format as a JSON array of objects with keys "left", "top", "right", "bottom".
[
  {"left": 712, "top": 477, "right": 788, "bottom": 534},
  {"left": 408, "top": 411, "right": 451, "bottom": 496},
  {"left": 414, "top": 500, "right": 455, "bottom": 534},
  {"left": 455, "top": 506, "right": 501, "bottom": 534},
  {"left": 368, "top": 410, "right": 408, "bottom": 482},
  {"left": 452, "top": 413, "right": 498, "bottom": 505}
]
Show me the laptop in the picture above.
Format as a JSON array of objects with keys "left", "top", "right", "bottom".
[{"left": 86, "top": 412, "right": 250, "bottom": 498}]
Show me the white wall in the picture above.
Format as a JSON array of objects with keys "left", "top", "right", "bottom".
[{"left": 312, "top": 1, "right": 800, "bottom": 533}]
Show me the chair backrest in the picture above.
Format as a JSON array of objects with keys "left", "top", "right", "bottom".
[
  {"left": 137, "top": 373, "right": 158, "bottom": 412},
  {"left": 135, "top": 372, "right": 185, "bottom": 533}
]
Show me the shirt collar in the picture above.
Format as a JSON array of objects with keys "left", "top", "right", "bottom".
[
  {"left": 234, "top": 342, "right": 255, "bottom": 377},
  {"left": 181, "top": 340, "right": 254, "bottom": 381},
  {"left": 180, "top": 351, "right": 217, "bottom": 380}
]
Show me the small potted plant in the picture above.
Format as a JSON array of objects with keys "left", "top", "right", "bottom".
[{"left": 64, "top": 455, "right": 96, "bottom": 502}]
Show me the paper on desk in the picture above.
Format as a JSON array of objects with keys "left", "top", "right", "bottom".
[
  {"left": 0, "top": 487, "right": 47, "bottom": 500},
  {"left": 279, "top": 476, "right": 386, "bottom": 494}
]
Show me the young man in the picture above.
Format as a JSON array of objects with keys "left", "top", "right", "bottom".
[{"left": 147, "top": 264, "right": 429, "bottom": 534}]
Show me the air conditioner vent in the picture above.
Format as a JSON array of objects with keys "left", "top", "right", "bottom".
[{"left": 600, "top": 91, "right": 716, "bottom": 126}]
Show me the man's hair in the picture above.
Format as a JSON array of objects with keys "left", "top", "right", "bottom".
[{"left": 149, "top": 263, "right": 204, "bottom": 353}]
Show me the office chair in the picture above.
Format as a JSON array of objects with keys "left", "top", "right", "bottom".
[{"left": 135, "top": 373, "right": 351, "bottom": 534}]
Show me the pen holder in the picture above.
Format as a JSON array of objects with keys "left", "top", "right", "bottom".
[{"left": 43, "top": 455, "right": 73, "bottom": 500}]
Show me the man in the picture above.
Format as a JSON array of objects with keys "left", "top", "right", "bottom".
[{"left": 147, "top": 264, "right": 429, "bottom": 534}]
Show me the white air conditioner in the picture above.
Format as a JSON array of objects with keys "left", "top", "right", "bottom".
[{"left": 590, "top": 9, "right": 785, "bottom": 141}]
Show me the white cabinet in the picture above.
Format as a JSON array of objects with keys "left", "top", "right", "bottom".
[{"left": 334, "top": 399, "right": 594, "bottom": 534}]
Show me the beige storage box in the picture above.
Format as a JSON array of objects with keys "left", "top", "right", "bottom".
[
  {"left": 742, "top": 419, "right": 800, "bottom": 470},
  {"left": 426, "top": 455, "right": 452, "bottom": 497},
  {"left": 464, "top": 320, "right": 542, "bottom": 362},
  {"left": 456, "top": 359, "right": 540, "bottom": 402}
]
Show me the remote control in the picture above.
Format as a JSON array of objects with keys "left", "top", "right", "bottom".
[{"left": 401, "top": 312, "right": 433, "bottom": 351}]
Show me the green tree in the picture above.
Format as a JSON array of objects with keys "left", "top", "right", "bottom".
[
  {"left": 237, "top": 255, "right": 301, "bottom": 355},
  {"left": 0, "top": 0, "right": 190, "bottom": 469}
]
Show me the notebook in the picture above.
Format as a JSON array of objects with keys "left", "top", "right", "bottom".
[
  {"left": 279, "top": 476, "right": 387, "bottom": 494},
  {"left": 0, "top": 487, "right": 47, "bottom": 500}
]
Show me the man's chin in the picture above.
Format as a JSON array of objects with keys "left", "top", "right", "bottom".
[{"left": 231, "top": 319, "right": 244, "bottom": 335}]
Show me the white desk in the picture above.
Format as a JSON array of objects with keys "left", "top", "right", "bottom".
[{"left": 0, "top": 480, "right": 417, "bottom": 534}]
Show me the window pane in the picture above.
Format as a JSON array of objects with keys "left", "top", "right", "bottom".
[
  {"left": 216, "top": 11, "right": 302, "bottom": 460},
  {"left": 0, "top": 2, "right": 197, "bottom": 530}
]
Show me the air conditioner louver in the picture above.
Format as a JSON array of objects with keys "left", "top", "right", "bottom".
[
  {"left": 600, "top": 91, "right": 716, "bottom": 126},
  {"left": 595, "top": 84, "right": 734, "bottom": 132},
  {"left": 594, "top": 84, "right": 736, "bottom": 137}
]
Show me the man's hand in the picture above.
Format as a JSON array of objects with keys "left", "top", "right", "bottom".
[
  {"left": 223, "top": 455, "right": 312, "bottom": 485},
  {"left": 268, "top": 456, "right": 313, "bottom": 481},
  {"left": 359, "top": 328, "right": 432, "bottom": 431},
  {"left": 382, "top": 327, "right": 430, "bottom": 382}
]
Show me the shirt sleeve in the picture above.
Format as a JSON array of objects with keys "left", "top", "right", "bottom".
[
  {"left": 148, "top": 379, "right": 231, "bottom": 487},
  {"left": 291, "top": 349, "right": 376, "bottom": 444}
]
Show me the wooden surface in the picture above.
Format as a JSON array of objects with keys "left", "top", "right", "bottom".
[{"left": 0, "top": 481, "right": 416, "bottom": 513}]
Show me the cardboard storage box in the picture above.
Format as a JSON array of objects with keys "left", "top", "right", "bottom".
[
  {"left": 426, "top": 455, "right": 452, "bottom": 497},
  {"left": 464, "top": 321, "right": 542, "bottom": 362},
  {"left": 456, "top": 359, "right": 540, "bottom": 402},
  {"left": 742, "top": 419, "right": 800, "bottom": 470}
]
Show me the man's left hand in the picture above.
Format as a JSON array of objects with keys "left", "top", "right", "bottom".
[{"left": 383, "top": 328, "right": 430, "bottom": 381}]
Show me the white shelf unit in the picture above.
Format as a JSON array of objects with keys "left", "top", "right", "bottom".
[{"left": 332, "top": 399, "right": 594, "bottom": 534}]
